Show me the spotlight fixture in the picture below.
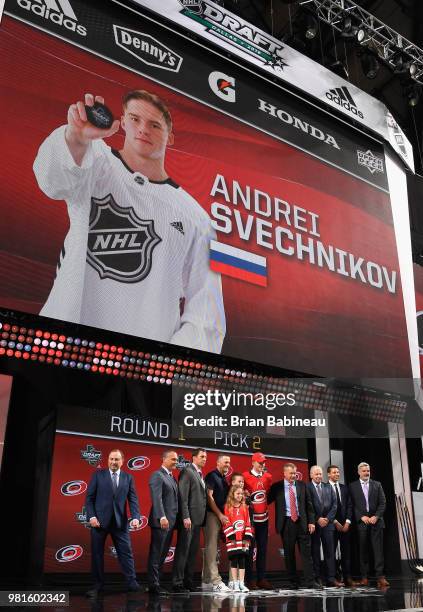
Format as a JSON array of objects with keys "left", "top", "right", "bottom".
[
  {"left": 356, "top": 28, "right": 366, "bottom": 44},
  {"left": 304, "top": 13, "right": 318, "bottom": 40},
  {"left": 340, "top": 15, "right": 356, "bottom": 39},
  {"left": 360, "top": 51, "right": 379, "bottom": 79},
  {"left": 405, "top": 83, "right": 421, "bottom": 107},
  {"left": 393, "top": 52, "right": 409, "bottom": 73}
]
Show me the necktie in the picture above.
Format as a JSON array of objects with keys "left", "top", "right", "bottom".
[
  {"left": 317, "top": 483, "right": 323, "bottom": 502},
  {"left": 335, "top": 484, "right": 341, "bottom": 506},
  {"left": 289, "top": 483, "right": 298, "bottom": 522},
  {"left": 363, "top": 481, "right": 369, "bottom": 512},
  {"left": 112, "top": 472, "right": 118, "bottom": 492}
]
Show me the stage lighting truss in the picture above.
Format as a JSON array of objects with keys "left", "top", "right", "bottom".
[
  {"left": 299, "top": 0, "right": 423, "bottom": 84},
  {"left": 0, "top": 317, "right": 408, "bottom": 424}
]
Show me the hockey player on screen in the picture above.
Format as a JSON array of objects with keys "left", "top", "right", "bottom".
[{"left": 33, "top": 91, "right": 226, "bottom": 352}]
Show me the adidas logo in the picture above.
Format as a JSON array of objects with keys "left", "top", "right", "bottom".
[
  {"left": 171, "top": 221, "right": 184, "bottom": 235},
  {"left": 17, "top": 0, "right": 87, "bottom": 37},
  {"left": 325, "top": 86, "right": 364, "bottom": 119}
]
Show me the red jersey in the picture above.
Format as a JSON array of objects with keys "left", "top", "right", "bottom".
[
  {"left": 243, "top": 470, "right": 272, "bottom": 522},
  {"left": 223, "top": 503, "right": 253, "bottom": 556}
]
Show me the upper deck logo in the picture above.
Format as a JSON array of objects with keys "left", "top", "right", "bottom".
[
  {"left": 80, "top": 444, "right": 102, "bottom": 466},
  {"left": 87, "top": 194, "right": 162, "bottom": 284},
  {"left": 17, "top": 0, "right": 87, "bottom": 36},
  {"left": 113, "top": 25, "right": 183, "bottom": 72},
  {"left": 357, "top": 149, "right": 384, "bottom": 174}
]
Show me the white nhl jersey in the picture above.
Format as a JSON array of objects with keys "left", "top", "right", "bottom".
[{"left": 33, "top": 126, "right": 226, "bottom": 353}]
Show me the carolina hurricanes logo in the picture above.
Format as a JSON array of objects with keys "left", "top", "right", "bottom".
[
  {"left": 295, "top": 471, "right": 303, "bottom": 481},
  {"left": 87, "top": 194, "right": 161, "bottom": 284},
  {"left": 233, "top": 519, "right": 245, "bottom": 531},
  {"left": 61, "top": 480, "right": 87, "bottom": 496},
  {"left": 55, "top": 545, "right": 83, "bottom": 562},
  {"left": 225, "top": 466, "right": 233, "bottom": 479},
  {"left": 129, "top": 516, "right": 148, "bottom": 531},
  {"left": 127, "top": 456, "right": 151, "bottom": 471},
  {"left": 251, "top": 491, "right": 266, "bottom": 504},
  {"left": 165, "top": 546, "right": 176, "bottom": 563}
]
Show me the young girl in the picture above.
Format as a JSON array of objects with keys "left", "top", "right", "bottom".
[{"left": 223, "top": 485, "right": 254, "bottom": 592}]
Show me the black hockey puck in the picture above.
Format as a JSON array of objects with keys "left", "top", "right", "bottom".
[{"left": 85, "top": 102, "right": 114, "bottom": 129}]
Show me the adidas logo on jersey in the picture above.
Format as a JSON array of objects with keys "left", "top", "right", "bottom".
[
  {"left": 170, "top": 221, "right": 185, "bottom": 235},
  {"left": 325, "top": 86, "right": 364, "bottom": 119},
  {"left": 17, "top": 0, "right": 87, "bottom": 37}
]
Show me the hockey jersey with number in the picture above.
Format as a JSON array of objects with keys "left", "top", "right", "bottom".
[
  {"left": 223, "top": 503, "right": 253, "bottom": 556},
  {"left": 33, "top": 126, "right": 226, "bottom": 352},
  {"left": 243, "top": 470, "right": 272, "bottom": 522}
]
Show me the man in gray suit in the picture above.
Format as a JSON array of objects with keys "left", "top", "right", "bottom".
[
  {"left": 172, "top": 448, "right": 208, "bottom": 592},
  {"left": 147, "top": 449, "right": 179, "bottom": 595},
  {"left": 349, "top": 462, "right": 389, "bottom": 589}
]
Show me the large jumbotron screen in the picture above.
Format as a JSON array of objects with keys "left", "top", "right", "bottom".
[{"left": 0, "top": 0, "right": 412, "bottom": 378}]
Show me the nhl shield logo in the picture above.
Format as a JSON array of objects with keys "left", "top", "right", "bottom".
[{"left": 87, "top": 194, "right": 161, "bottom": 283}]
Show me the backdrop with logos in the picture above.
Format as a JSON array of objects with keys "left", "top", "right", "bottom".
[{"left": 44, "top": 406, "right": 309, "bottom": 573}]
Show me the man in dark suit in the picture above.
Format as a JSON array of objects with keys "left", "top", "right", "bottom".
[
  {"left": 349, "top": 462, "right": 389, "bottom": 589},
  {"left": 307, "top": 465, "right": 340, "bottom": 587},
  {"left": 147, "top": 449, "right": 179, "bottom": 595},
  {"left": 85, "top": 448, "right": 141, "bottom": 596},
  {"left": 171, "top": 448, "right": 208, "bottom": 593},
  {"left": 327, "top": 465, "right": 354, "bottom": 586},
  {"left": 268, "top": 462, "right": 318, "bottom": 589}
]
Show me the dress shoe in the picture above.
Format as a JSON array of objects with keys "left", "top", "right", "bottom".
[
  {"left": 172, "top": 585, "right": 190, "bottom": 593},
  {"left": 357, "top": 578, "right": 369, "bottom": 586},
  {"left": 148, "top": 586, "right": 169, "bottom": 596},
  {"left": 257, "top": 579, "right": 273, "bottom": 589},
  {"left": 246, "top": 581, "right": 258, "bottom": 590},
  {"left": 127, "top": 582, "right": 142, "bottom": 592},
  {"left": 287, "top": 582, "right": 299, "bottom": 590},
  {"left": 183, "top": 583, "right": 197, "bottom": 592},
  {"left": 304, "top": 580, "right": 323, "bottom": 589},
  {"left": 326, "top": 580, "right": 344, "bottom": 588},
  {"left": 344, "top": 577, "right": 354, "bottom": 587},
  {"left": 377, "top": 576, "right": 390, "bottom": 588}
]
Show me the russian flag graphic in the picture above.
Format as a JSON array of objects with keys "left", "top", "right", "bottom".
[{"left": 210, "top": 240, "right": 267, "bottom": 287}]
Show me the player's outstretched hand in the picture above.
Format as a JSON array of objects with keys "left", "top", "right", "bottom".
[{"left": 67, "top": 93, "right": 120, "bottom": 143}]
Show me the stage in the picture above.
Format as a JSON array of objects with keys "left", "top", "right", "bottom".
[{"left": 40, "top": 578, "right": 423, "bottom": 611}]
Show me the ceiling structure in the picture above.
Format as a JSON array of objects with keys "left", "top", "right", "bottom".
[{"left": 219, "top": 0, "right": 423, "bottom": 176}]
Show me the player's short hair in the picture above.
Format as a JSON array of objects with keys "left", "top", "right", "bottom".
[
  {"left": 217, "top": 453, "right": 231, "bottom": 462},
  {"left": 109, "top": 449, "right": 124, "bottom": 460},
  {"left": 327, "top": 465, "right": 339, "bottom": 473},
  {"left": 162, "top": 449, "right": 178, "bottom": 460},
  {"left": 283, "top": 462, "right": 297, "bottom": 471},
  {"left": 230, "top": 472, "right": 244, "bottom": 483},
  {"left": 358, "top": 462, "right": 370, "bottom": 470},
  {"left": 122, "top": 90, "right": 173, "bottom": 131},
  {"left": 192, "top": 448, "right": 206, "bottom": 458}
]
